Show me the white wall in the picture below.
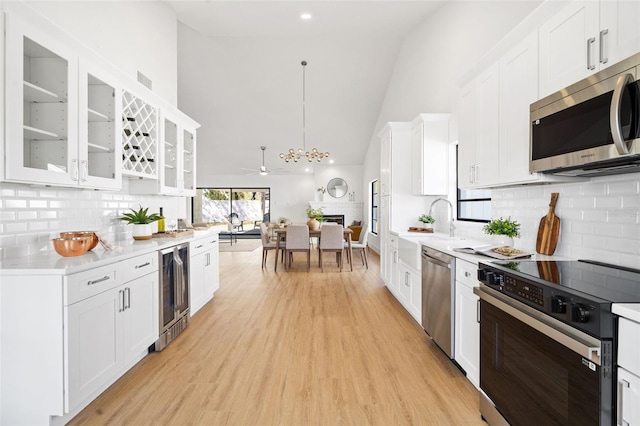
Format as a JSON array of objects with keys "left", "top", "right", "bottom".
[{"left": 24, "top": 1, "right": 178, "bottom": 105}]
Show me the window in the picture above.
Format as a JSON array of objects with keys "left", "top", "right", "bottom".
[
  {"left": 192, "top": 188, "right": 270, "bottom": 230},
  {"left": 456, "top": 146, "right": 491, "bottom": 222},
  {"left": 371, "top": 180, "right": 378, "bottom": 234}
]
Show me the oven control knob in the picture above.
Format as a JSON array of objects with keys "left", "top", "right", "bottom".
[
  {"left": 570, "top": 303, "right": 590, "bottom": 323},
  {"left": 487, "top": 272, "right": 503, "bottom": 286},
  {"left": 477, "top": 269, "right": 488, "bottom": 281},
  {"left": 551, "top": 296, "right": 567, "bottom": 314}
]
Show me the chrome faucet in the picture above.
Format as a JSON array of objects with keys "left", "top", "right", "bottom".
[{"left": 428, "top": 198, "right": 456, "bottom": 238}]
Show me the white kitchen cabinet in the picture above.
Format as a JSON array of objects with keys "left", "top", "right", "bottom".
[
  {"left": 66, "top": 252, "right": 158, "bottom": 413},
  {"left": 397, "top": 261, "right": 421, "bottom": 324},
  {"left": 411, "top": 114, "right": 450, "bottom": 196},
  {"left": 380, "top": 130, "right": 392, "bottom": 197},
  {"left": 385, "top": 232, "right": 399, "bottom": 295},
  {"left": 129, "top": 108, "right": 199, "bottom": 196},
  {"left": 121, "top": 89, "right": 158, "bottom": 179},
  {"left": 380, "top": 196, "right": 391, "bottom": 285},
  {"left": 458, "top": 31, "right": 578, "bottom": 189},
  {"left": 458, "top": 64, "right": 500, "bottom": 188},
  {"left": 454, "top": 259, "right": 479, "bottom": 389},
  {"left": 190, "top": 234, "right": 220, "bottom": 315},
  {"left": 498, "top": 33, "right": 539, "bottom": 185},
  {"left": 4, "top": 8, "right": 122, "bottom": 189},
  {"left": 539, "top": 0, "right": 640, "bottom": 99},
  {"left": 617, "top": 316, "right": 640, "bottom": 426}
]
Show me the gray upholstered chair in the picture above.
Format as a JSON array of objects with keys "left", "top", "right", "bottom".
[
  {"left": 346, "top": 222, "right": 369, "bottom": 269},
  {"left": 285, "top": 224, "right": 311, "bottom": 270},
  {"left": 260, "top": 223, "right": 277, "bottom": 269},
  {"left": 319, "top": 223, "right": 344, "bottom": 271}
]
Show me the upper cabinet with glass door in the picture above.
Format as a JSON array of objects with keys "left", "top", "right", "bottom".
[
  {"left": 129, "top": 109, "right": 198, "bottom": 196},
  {"left": 4, "top": 7, "right": 121, "bottom": 189}
]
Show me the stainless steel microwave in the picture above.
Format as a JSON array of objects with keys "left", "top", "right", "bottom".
[{"left": 530, "top": 52, "right": 640, "bottom": 177}]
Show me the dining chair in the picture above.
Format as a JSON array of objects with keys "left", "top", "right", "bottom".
[
  {"left": 347, "top": 222, "right": 369, "bottom": 269},
  {"left": 319, "top": 223, "right": 344, "bottom": 271},
  {"left": 260, "top": 223, "right": 277, "bottom": 269},
  {"left": 285, "top": 224, "right": 311, "bottom": 270}
]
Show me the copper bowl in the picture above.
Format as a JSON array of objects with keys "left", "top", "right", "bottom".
[
  {"left": 60, "top": 231, "right": 99, "bottom": 251},
  {"left": 52, "top": 237, "right": 92, "bottom": 257}
]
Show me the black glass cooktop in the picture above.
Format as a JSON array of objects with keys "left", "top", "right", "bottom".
[{"left": 490, "top": 259, "right": 640, "bottom": 304}]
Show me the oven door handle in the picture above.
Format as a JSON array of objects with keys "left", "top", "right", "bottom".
[{"left": 474, "top": 286, "right": 602, "bottom": 365}]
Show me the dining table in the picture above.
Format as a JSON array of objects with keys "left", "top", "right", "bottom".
[{"left": 273, "top": 227, "right": 353, "bottom": 272}]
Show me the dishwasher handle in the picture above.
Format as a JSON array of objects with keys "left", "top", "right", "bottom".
[{"left": 422, "top": 252, "right": 452, "bottom": 269}]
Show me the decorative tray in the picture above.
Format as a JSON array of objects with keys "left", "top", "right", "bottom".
[
  {"left": 152, "top": 229, "right": 194, "bottom": 238},
  {"left": 408, "top": 227, "right": 434, "bottom": 233}
]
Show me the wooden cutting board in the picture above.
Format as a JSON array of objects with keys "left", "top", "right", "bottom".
[{"left": 536, "top": 192, "right": 560, "bottom": 255}]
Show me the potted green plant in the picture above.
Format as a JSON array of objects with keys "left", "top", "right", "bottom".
[
  {"left": 483, "top": 217, "right": 521, "bottom": 246},
  {"left": 277, "top": 216, "right": 289, "bottom": 227},
  {"left": 418, "top": 214, "right": 435, "bottom": 230},
  {"left": 305, "top": 205, "right": 323, "bottom": 230},
  {"left": 120, "top": 205, "right": 161, "bottom": 240}
]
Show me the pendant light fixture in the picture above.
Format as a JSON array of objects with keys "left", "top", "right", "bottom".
[{"left": 280, "top": 60, "right": 329, "bottom": 163}]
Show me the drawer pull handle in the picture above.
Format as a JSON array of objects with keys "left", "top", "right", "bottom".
[
  {"left": 195, "top": 244, "right": 204, "bottom": 249},
  {"left": 464, "top": 271, "right": 471, "bottom": 277},
  {"left": 135, "top": 262, "right": 151, "bottom": 269},
  {"left": 88, "top": 275, "right": 110, "bottom": 285}
]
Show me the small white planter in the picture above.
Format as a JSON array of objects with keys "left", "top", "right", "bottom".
[{"left": 132, "top": 223, "right": 153, "bottom": 240}]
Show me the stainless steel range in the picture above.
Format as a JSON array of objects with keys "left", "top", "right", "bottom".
[{"left": 475, "top": 260, "right": 640, "bottom": 426}]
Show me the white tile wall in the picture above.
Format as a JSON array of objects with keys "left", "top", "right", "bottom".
[
  {"left": 0, "top": 180, "right": 186, "bottom": 259},
  {"left": 491, "top": 173, "right": 640, "bottom": 269}
]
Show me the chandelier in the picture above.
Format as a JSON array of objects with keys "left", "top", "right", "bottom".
[{"left": 280, "top": 60, "right": 329, "bottom": 163}]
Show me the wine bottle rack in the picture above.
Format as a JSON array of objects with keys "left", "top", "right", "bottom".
[{"left": 121, "top": 91, "right": 157, "bottom": 177}]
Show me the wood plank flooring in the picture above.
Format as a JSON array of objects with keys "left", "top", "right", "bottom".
[{"left": 69, "top": 248, "right": 485, "bottom": 425}]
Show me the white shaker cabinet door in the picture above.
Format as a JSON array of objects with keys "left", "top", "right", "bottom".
[
  {"left": 122, "top": 273, "right": 159, "bottom": 367},
  {"left": 454, "top": 279, "right": 479, "bottom": 388},
  {"left": 66, "top": 288, "right": 123, "bottom": 412},
  {"left": 538, "top": 1, "right": 599, "bottom": 98},
  {"left": 600, "top": 0, "right": 640, "bottom": 68}
]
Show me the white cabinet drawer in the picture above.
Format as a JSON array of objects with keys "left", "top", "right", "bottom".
[
  {"left": 190, "top": 235, "right": 217, "bottom": 256},
  {"left": 119, "top": 252, "right": 158, "bottom": 284},
  {"left": 66, "top": 264, "right": 119, "bottom": 305},
  {"left": 456, "top": 259, "right": 479, "bottom": 288},
  {"left": 619, "top": 318, "right": 640, "bottom": 376},
  {"left": 389, "top": 235, "right": 399, "bottom": 249}
]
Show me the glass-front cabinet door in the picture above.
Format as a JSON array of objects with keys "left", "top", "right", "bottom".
[
  {"left": 182, "top": 127, "right": 196, "bottom": 196},
  {"left": 160, "top": 113, "right": 179, "bottom": 195},
  {"left": 5, "top": 11, "right": 79, "bottom": 186},
  {"left": 78, "top": 59, "right": 122, "bottom": 190}
]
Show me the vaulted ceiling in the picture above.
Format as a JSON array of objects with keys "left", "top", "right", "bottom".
[{"left": 166, "top": 1, "right": 445, "bottom": 175}]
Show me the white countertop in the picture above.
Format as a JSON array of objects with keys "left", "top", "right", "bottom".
[
  {"left": 0, "top": 229, "right": 218, "bottom": 276},
  {"left": 613, "top": 304, "right": 640, "bottom": 323},
  {"left": 391, "top": 230, "right": 571, "bottom": 265}
]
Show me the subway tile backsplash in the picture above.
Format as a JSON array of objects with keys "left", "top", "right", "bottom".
[
  {"left": 0, "top": 180, "right": 186, "bottom": 259},
  {"left": 491, "top": 173, "right": 640, "bottom": 269}
]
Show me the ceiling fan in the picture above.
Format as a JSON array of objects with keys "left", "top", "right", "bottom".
[{"left": 242, "top": 146, "right": 288, "bottom": 176}]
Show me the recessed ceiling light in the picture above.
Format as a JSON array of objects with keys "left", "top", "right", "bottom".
[
  {"left": 305, "top": 167, "right": 310, "bottom": 172},
  {"left": 329, "top": 159, "right": 334, "bottom": 164},
  {"left": 301, "top": 13, "right": 312, "bottom": 20}
]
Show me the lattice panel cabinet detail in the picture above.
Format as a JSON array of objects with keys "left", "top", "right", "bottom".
[{"left": 122, "top": 91, "right": 157, "bottom": 178}]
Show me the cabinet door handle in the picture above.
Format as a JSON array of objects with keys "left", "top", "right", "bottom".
[
  {"left": 587, "top": 37, "right": 596, "bottom": 70},
  {"left": 618, "top": 377, "right": 631, "bottom": 426},
  {"left": 80, "top": 160, "right": 88, "bottom": 182},
  {"left": 477, "top": 299, "right": 481, "bottom": 323},
  {"left": 464, "top": 271, "right": 471, "bottom": 278},
  {"left": 72, "top": 159, "right": 79, "bottom": 182},
  {"left": 599, "top": 29, "right": 608, "bottom": 64},
  {"left": 135, "top": 262, "right": 150, "bottom": 269},
  {"left": 88, "top": 275, "right": 110, "bottom": 285},
  {"left": 474, "top": 165, "right": 480, "bottom": 183},
  {"left": 405, "top": 272, "right": 410, "bottom": 287},
  {"left": 125, "top": 287, "right": 131, "bottom": 310},
  {"left": 468, "top": 165, "right": 474, "bottom": 183},
  {"left": 206, "top": 253, "right": 210, "bottom": 266},
  {"left": 119, "top": 289, "right": 125, "bottom": 312}
]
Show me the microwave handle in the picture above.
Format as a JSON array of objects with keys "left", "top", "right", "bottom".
[{"left": 610, "top": 73, "right": 634, "bottom": 155}]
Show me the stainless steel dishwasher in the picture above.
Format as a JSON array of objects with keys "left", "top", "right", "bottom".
[{"left": 421, "top": 246, "right": 455, "bottom": 358}]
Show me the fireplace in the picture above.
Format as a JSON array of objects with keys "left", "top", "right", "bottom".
[{"left": 321, "top": 214, "right": 344, "bottom": 226}]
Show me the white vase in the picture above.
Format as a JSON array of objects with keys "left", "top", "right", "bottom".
[
  {"left": 132, "top": 223, "right": 153, "bottom": 240},
  {"left": 491, "top": 235, "right": 514, "bottom": 247}
]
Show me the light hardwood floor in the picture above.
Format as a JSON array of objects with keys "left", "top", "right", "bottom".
[{"left": 69, "top": 246, "right": 485, "bottom": 425}]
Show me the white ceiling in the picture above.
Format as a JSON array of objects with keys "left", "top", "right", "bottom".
[{"left": 166, "top": 1, "right": 445, "bottom": 175}]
